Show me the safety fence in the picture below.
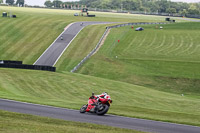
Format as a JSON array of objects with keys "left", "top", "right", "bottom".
[
  {"left": 0, "top": 60, "right": 56, "bottom": 72},
  {"left": 70, "top": 22, "right": 167, "bottom": 73},
  {"left": 71, "top": 28, "right": 109, "bottom": 72},
  {"left": 107, "top": 22, "right": 167, "bottom": 29}
]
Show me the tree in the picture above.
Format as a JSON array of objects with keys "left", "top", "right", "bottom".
[
  {"left": 0, "top": 0, "right": 3, "bottom": 4},
  {"left": 16, "top": 0, "right": 24, "bottom": 7},
  {"left": 53, "top": 0, "right": 63, "bottom": 8},
  {"left": 44, "top": 0, "right": 53, "bottom": 7},
  {"left": 6, "top": 0, "right": 15, "bottom": 5},
  {"left": 166, "top": 8, "right": 176, "bottom": 14},
  {"left": 73, "top": 0, "right": 199, "bottom": 15},
  {"left": 188, "top": 4, "right": 199, "bottom": 15},
  {"left": 179, "top": 9, "right": 187, "bottom": 16}
]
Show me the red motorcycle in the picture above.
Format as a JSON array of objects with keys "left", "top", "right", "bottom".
[{"left": 80, "top": 93, "right": 112, "bottom": 115}]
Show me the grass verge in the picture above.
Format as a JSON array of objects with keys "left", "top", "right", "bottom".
[{"left": 0, "top": 110, "right": 143, "bottom": 133}]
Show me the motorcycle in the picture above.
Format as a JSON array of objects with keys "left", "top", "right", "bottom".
[{"left": 80, "top": 93, "right": 112, "bottom": 115}]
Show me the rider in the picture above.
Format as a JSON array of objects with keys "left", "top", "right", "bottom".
[
  {"left": 91, "top": 92, "right": 109, "bottom": 101},
  {"left": 87, "top": 92, "right": 110, "bottom": 112}
]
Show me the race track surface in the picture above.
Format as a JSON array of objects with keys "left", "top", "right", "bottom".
[
  {"left": 1, "top": 99, "right": 200, "bottom": 133},
  {"left": 34, "top": 21, "right": 113, "bottom": 66},
  {"left": 176, "top": 17, "right": 200, "bottom": 22}
]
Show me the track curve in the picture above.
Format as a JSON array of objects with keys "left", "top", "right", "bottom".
[
  {"left": 0, "top": 99, "right": 200, "bottom": 133},
  {"left": 33, "top": 21, "right": 115, "bottom": 66}
]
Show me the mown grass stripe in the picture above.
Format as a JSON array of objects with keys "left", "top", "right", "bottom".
[
  {"left": 175, "top": 34, "right": 193, "bottom": 56},
  {"left": 168, "top": 35, "right": 184, "bottom": 55},
  {"left": 0, "top": 16, "right": 37, "bottom": 57},
  {"left": 12, "top": 18, "right": 55, "bottom": 62},
  {"left": 2, "top": 17, "right": 48, "bottom": 60},
  {"left": 158, "top": 34, "right": 175, "bottom": 55}
]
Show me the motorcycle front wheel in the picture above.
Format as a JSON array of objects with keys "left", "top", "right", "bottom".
[
  {"left": 80, "top": 105, "right": 87, "bottom": 113},
  {"left": 96, "top": 104, "right": 109, "bottom": 115}
]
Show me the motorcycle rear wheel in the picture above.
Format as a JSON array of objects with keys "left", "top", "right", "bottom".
[
  {"left": 96, "top": 104, "right": 109, "bottom": 115},
  {"left": 80, "top": 105, "right": 87, "bottom": 113}
]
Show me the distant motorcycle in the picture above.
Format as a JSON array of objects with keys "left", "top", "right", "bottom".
[{"left": 80, "top": 93, "right": 112, "bottom": 115}]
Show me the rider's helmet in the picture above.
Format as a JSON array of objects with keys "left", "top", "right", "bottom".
[{"left": 102, "top": 92, "right": 108, "bottom": 95}]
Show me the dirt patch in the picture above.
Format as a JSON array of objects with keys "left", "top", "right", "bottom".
[{"left": 92, "top": 29, "right": 111, "bottom": 56}]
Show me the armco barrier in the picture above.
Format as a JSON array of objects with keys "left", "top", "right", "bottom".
[
  {"left": 71, "top": 28, "right": 109, "bottom": 72},
  {"left": 0, "top": 60, "right": 56, "bottom": 72},
  {"left": 0, "top": 60, "right": 22, "bottom": 64},
  {"left": 71, "top": 22, "right": 167, "bottom": 73}
]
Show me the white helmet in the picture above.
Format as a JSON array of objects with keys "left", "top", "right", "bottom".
[{"left": 102, "top": 92, "right": 108, "bottom": 95}]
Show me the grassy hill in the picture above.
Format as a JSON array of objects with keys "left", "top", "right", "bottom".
[
  {"left": 0, "top": 68, "right": 200, "bottom": 126},
  {"left": 0, "top": 6, "right": 200, "bottom": 129},
  {"left": 76, "top": 22, "right": 200, "bottom": 96},
  {"left": 0, "top": 6, "right": 167, "bottom": 65}
]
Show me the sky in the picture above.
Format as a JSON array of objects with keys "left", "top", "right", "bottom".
[
  {"left": 25, "top": 0, "right": 79, "bottom": 6},
  {"left": 2, "top": 0, "right": 79, "bottom": 6},
  {"left": 2, "top": 0, "right": 200, "bottom": 6}
]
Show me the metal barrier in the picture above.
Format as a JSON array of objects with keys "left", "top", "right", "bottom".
[
  {"left": 71, "top": 28, "right": 109, "bottom": 72},
  {"left": 0, "top": 60, "right": 22, "bottom": 64},
  {"left": 71, "top": 22, "right": 167, "bottom": 73},
  {"left": 0, "top": 60, "right": 56, "bottom": 72}
]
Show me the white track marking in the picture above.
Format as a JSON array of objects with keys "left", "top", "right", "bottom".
[
  {"left": 53, "top": 27, "right": 84, "bottom": 66},
  {"left": 33, "top": 22, "right": 75, "bottom": 65}
]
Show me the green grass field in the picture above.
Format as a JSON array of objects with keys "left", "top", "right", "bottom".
[
  {"left": 0, "top": 110, "right": 143, "bottom": 133},
  {"left": 0, "top": 6, "right": 200, "bottom": 132},
  {"left": 0, "top": 6, "right": 168, "bottom": 64},
  {"left": 76, "top": 22, "right": 200, "bottom": 96},
  {"left": 0, "top": 68, "right": 200, "bottom": 126}
]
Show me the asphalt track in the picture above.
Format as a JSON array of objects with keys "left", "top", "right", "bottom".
[
  {"left": 1, "top": 99, "right": 200, "bottom": 133},
  {"left": 175, "top": 17, "right": 200, "bottom": 22},
  {"left": 33, "top": 21, "right": 114, "bottom": 66}
]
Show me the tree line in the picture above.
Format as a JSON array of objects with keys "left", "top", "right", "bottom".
[
  {"left": 0, "top": 0, "right": 24, "bottom": 7},
  {"left": 44, "top": 0, "right": 200, "bottom": 16},
  {"left": 1, "top": 0, "right": 200, "bottom": 15}
]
